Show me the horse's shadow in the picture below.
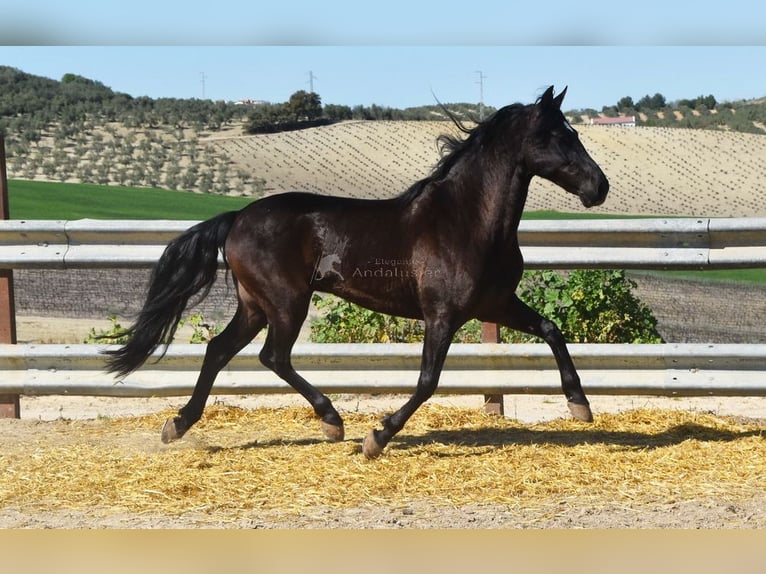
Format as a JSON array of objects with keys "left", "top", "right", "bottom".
[
  {"left": 203, "top": 436, "right": 325, "bottom": 453},
  {"left": 209, "top": 421, "right": 764, "bottom": 455},
  {"left": 388, "top": 422, "right": 764, "bottom": 454}
]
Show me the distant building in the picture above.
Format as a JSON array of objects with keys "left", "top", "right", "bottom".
[
  {"left": 590, "top": 115, "right": 636, "bottom": 127},
  {"left": 234, "top": 99, "right": 269, "bottom": 106}
]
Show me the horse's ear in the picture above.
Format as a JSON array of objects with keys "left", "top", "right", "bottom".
[
  {"left": 553, "top": 86, "right": 568, "bottom": 109},
  {"left": 540, "top": 86, "right": 567, "bottom": 110},
  {"left": 540, "top": 86, "right": 556, "bottom": 108}
]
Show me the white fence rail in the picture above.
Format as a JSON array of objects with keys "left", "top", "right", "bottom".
[
  {"left": 2, "top": 343, "right": 766, "bottom": 398},
  {"left": 1, "top": 217, "right": 766, "bottom": 401},
  {"left": 2, "top": 217, "right": 766, "bottom": 269}
]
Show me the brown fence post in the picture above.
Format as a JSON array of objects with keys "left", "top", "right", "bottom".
[
  {"left": 0, "top": 135, "right": 20, "bottom": 418},
  {"left": 481, "top": 322, "right": 504, "bottom": 416}
]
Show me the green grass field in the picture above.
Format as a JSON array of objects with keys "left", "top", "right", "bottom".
[
  {"left": 7, "top": 179, "right": 765, "bottom": 283},
  {"left": 7, "top": 181, "right": 625, "bottom": 221},
  {"left": 8, "top": 179, "right": 253, "bottom": 220}
]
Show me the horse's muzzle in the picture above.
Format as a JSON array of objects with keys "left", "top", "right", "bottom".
[{"left": 580, "top": 175, "right": 609, "bottom": 208}]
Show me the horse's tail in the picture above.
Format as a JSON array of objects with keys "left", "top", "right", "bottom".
[{"left": 103, "top": 210, "right": 239, "bottom": 378}]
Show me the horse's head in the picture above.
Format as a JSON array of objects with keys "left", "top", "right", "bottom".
[{"left": 523, "top": 86, "right": 609, "bottom": 208}]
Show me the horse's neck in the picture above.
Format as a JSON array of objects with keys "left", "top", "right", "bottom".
[
  {"left": 405, "top": 147, "right": 530, "bottom": 242},
  {"left": 500, "top": 169, "right": 532, "bottom": 236},
  {"left": 468, "top": 158, "right": 531, "bottom": 241}
]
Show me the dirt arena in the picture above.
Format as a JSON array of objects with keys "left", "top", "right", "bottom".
[{"left": 2, "top": 389, "right": 764, "bottom": 529}]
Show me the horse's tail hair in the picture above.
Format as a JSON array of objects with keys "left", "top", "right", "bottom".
[{"left": 103, "top": 210, "right": 239, "bottom": 378}]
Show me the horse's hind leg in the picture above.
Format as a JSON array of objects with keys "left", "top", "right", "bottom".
[
  {"left": 161, "top": 303, "right": 267, "bottom": 443},
  {"left": 258, "top": 299, "right": 345, "bottom": 442}
]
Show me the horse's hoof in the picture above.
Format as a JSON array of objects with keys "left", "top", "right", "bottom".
[
  {"left": 362, "top": 431, "right": 385, "bottom": 459},
  {"left": 161, "top": 417, "right": 183, "bottom": 443},
  {"left": 321, "top": 420, "right": 345, "bottom": 442},
  {"left": 568, "top": 401, "right": 594, "bottom": 422}
]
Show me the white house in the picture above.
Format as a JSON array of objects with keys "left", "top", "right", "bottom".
[{"left": 590, "top": 115, "right": 636, "bottom": 127}]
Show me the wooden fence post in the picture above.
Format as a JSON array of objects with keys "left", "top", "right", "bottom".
[
  {"left": 0, "top": 135, "right": 20, "bottom": 418},
  {"left": 481, "top": 322, "right": 504, "bottom": 416}
]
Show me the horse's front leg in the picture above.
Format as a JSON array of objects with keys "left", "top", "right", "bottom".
[
  {"left": 362, "top": 316, "right": 456, "bottom": 458},
  {"left": 495, "top": 295, "right": 593, "bottom": 422}
]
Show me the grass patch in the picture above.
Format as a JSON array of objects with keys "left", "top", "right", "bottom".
[
  {"left": 522, "top": 210, "right": 646, "bottom": 220},
  {"left": 633, "top": 269, "right": 766, "bottom": 285},
  {"left": 8, "top": 179, "right": 254, "bottom": 220},
  {"left": 6, "top": 182, "right": 627, "bottom": 222}
]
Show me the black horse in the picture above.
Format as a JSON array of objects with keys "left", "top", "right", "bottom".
[{"left": 106, "top": 86, "right": 609, "bottom": 458}]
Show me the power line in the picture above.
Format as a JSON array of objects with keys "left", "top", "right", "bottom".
[
  {"left": 475, "top": 70, "right": 486, "bottom": 120},
  {"left": 200, "top": 72, "right": 207, "bottom": 99},
  {"left": 307, "top": 70, "right": 317, "bottom": 93}
]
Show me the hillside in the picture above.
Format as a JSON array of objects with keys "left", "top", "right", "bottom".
[
  {"left": 6, "top": 118, "right": 766, "bottom": 217},
  {"left": 3, "top": 65, "right": 766, "bottom": 216},
  {"left": 201, "top": 120, "right": 766, "bottom": 217}
]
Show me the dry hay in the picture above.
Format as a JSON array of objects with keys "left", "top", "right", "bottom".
[{"left": 1, "top": 405, "right": 764, "bottom": 522}]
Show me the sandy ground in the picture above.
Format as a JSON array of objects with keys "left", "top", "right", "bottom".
[
  {"left": 13, "top": 389, "right": 766, "bottom": 425},
  {"left": 4, "top": 315, "right": 766, "bottom": 528},
  {"left": 3, "top": 393, "right": 765, "bottom": 529}
]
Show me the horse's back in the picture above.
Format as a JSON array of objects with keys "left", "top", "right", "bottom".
[
  {"left": 241, "top": 190, "right": 390, "bottom": 215},
  {"left": 224, "top": 191, "right": 396, "bottom": 281}
]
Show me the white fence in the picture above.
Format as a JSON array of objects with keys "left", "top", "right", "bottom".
[
  {"left": 1, "top": 217, "right": 766, "bottom": 401},
  {"left": 2, "top": 217, "right": 766, "bottom": 269},
  {"left": 1, "top": 343, "right": 766, "bottom": 397}
]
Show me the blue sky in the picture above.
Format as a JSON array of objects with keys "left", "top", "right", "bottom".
[{"left": 2, "top": 2, "right": 766, "bottom": 111}]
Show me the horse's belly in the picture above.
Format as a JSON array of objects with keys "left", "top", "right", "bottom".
[{"left": 319, "top": 279, "right": 423, "bottom": 320}]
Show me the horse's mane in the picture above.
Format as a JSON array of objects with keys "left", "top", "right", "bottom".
[{"left": 396, "top": 102, "right": 528, "bottom": 204}]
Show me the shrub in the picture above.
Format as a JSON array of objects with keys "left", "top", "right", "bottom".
[
  {"left": 516, "top": 269, "right": 663, "bottom": 343},
  {"left": 309, "top": 270, "right": 663, "bottom": 344},
  {"left": 186, "top": 312, "right": 224, "bottom": 343},
  {"left": 83, "top": 315, "right": 131, "bottom": 344},
  {"left": 310, "top": 295, "right": 424, "bottom": 343},
  {"left": 85, "top": 312, "right": 223, "bottom": 344}
]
